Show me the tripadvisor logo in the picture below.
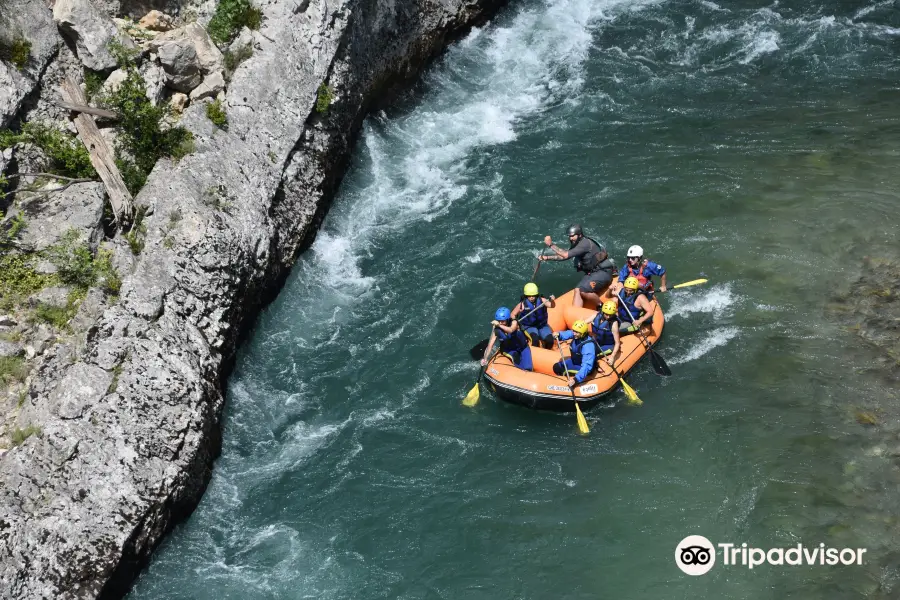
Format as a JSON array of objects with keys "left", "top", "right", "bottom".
[{"left": 675, "top": 536, "right": 867, "bottom": 575}]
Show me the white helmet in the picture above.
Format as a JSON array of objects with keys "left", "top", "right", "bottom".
[{"left": 626, "top": 245, "right": 644, "bottom": 258}]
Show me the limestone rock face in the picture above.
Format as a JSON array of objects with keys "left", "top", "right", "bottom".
[
  {"left": 16, "top": 182, "right": 106, "bottom": 253},
  {"left": 0, "top": 0, "right": 61, "bottom": 127},
  {"left": 0, "top": 0, "right": 509, "bottom": 597},
  {"left": 52, "top": 0, "right": 136, "bottom": 71}
]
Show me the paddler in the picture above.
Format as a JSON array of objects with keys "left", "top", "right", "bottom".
[
  {"left": 591, "top": 300, "right": 621, "bottom": 365},
  {"left": 511, "top": 283, "right": 556, "bottom": 349},
  {"left": 611, "top": 244, "right": 667, "bottom": 298},
  {"left": 617, "top": 276, "right": 656, "bottom": 335},
  {"left": 539, "top": 224, "right": 616, "bottom": 308},
  {"left": 551, "top": 320, "right": 597, "bottom": 387},
  {"left": 480, "top": 307, "right": 533, "bottom": 371}
]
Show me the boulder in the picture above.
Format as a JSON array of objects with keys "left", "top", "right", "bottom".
[
  {"left": 28, "top": 287, "right": 72, "bottom": 308},
  {"left": 189, "top": 71, "right": 225, "bottom": 101},
  {"left": 53, "top": 0, "right": 135, "bottom": 71},
  {"left": 140, "top": 59, "right": 166, "bottom": 105},
  {"left": 169, "top": 91, "right": 188, "bottom": 113},
  {"left": 150, "top": 23, "right": 223, "bottom": 92},
  {"left": 100, "top": 68, "right": 128, "bottom": 95},
  {"left": 138, "top": 10, "right": 174, "bottom": 32},
  {"left": 17, "top": 181, "right": 106, "bottom": 253}
]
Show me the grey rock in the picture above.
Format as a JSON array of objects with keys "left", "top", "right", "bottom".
[
  {"left": 189, "top": 70, "right": 224, "bottom": 101},
  {"left": 53, "top": 0, "right": 135, "bottom": 72},
  {"left": 0, "top": 0, "right": 61, "bottom": 128},
  {"left": 17, "top": 182, "right": 106, "bottom": 253},
  {"left": 28, "top": 286, "right": 71, "bottom": 309},
  {"left": 140, "top": 59, "right": 167, "bottom": 105},
  {"left": 100, "top": 68, "right": 129, "bottom": 95},
  {"left": 0, "top": 340, "right": 23, "bottom": 357},
  {"left": 153, "top": 35, "right": 202, "bottom": 92},
  {"left": 0, "top": 0, "right": 509, "bottom": 597}
]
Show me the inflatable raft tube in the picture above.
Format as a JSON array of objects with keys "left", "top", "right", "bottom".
[{"left": 482, "top": 286, "right": 664, "bottom": 412}]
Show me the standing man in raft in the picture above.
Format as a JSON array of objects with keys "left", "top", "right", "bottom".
[{"left": 539, "top": 224, "right": 616, "bottom": 307}]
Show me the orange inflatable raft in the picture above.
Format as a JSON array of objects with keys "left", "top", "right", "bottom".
[{"left": 482, "top": 286, "right": 664, "bottom": 412}]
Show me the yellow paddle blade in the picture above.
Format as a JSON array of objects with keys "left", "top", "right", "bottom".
[
  {"left": 621, "top": 380, "right": 643, "bottom": 406},
  {"left": 575, "top": 402, "right": 590, "bottom": 434},
  {"left": 463, "top": 382, "right": 480, "bottom": 407},
  {"left": 672, "top": 278, "right": 708, "bottom": 290}
]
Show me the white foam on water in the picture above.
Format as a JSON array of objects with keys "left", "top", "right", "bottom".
[
  {"left": 670, "top": 326, "right": 739, "bottom": 365},
  {"left": 665, "top": 283, "right": 736, "bottom": 320}
]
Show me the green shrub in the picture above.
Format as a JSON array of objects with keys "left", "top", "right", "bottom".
[
  {"left": 99, "top": 68, "right": 193, "bottom": 195},
  {"left": 45, "top": 230, "right": 97, "bottom": 290},
  {"left": 0, "top": 210, "right": 25, "bottom": 255},
  {"left": 315, "top": 84, "right": 333, "bottom": 114},
  {"left": 208, "top": 0, "right": 262, "bottom": 45},
  {"left": 224, "top": 44, "right": 253, "bottom": 77},
  {"left": 83, "top": 69, "right": 105, "bottom": 101},
  {"left": 0, "top": 356, "right": 27, "bottom": 385},
  {"left": 0, "top": 122, "right": 95, "bottom": 179},
  {"left": 0, "top": 253, "right": 55, "bottom": 312},
  {"left": 0, "top": 34, "right": 30, "bottom": 70},
  {"left": 124, "top": 206, "right": 147, "bottom": 255},
  {"left": 205, "top": 99, "right": 228, "bottom": 128},
  {"left": 33, "top": 300, "right": 76, "bottom": 329},
  {"left": 44, "top": 229, "right": 121, "bottom": 295},
  {"left": 10, "top": 424, "right": 40, "bottom": 446}
]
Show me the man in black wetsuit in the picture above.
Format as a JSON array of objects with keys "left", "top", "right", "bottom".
[{"left": 539, "top": 224, "right": 616, "bottom": 308}]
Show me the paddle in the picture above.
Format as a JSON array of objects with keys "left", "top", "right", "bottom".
[
  {"left": 463, "top": 343, "right": 498, "bottom": 407},
  {"left": 655, "top": 278, "right": 708, "bottom": 293},
  {"left": 467, "top": 297, "right": 553, "bottom": 359},
  {"left": 531, "top": 249, "right": 544, "bottom": 281},
  {"left": 556, "top": 339, "right": 589, "bottom": 434},
  {"left": 617, "top": 290, "right": 672, "bottom": 377},
  {"left": 606, "top": 360, "right": 642, "bottom": 406}
]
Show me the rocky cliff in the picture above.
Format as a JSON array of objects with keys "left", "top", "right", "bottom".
[{"left": 0, "top": 0, "right": 505, "bottom": 596}]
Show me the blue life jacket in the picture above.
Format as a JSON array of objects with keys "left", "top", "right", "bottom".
[
  {"left": 519, "top": 296, "right": 548, "bottom": 328},
  {"left": 569, "top": 335, "right": 597, "bottom": 366},
  {"left": 497, "top": 328, "right": 529, "bottom": 354},
  {"left": 591, "top": 313, "right": 619, "bottom": 346},
  {"left": 618, "top": 290, "right": 646, "bottom": 323}
]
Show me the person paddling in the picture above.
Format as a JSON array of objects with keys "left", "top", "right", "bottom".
[
  {"left": 539, "top": 224, "right": 616, "bottom": 308},
  {"left": 511, "top": 283, "right": 556, "bottom": 349},
  {"left": 617, "top": 276, "right": 656, "bottom": 335},
  {"left": 552, "top": 320, "right": 597, "bottom": 387},
  {"left": 612, "top": 244, "right": 667, "bottom": 298},
  {"left": 481, "top": 307, "right": 533, "bottom": 371},
  {"left": 592, "top": 300, "right": 621, "bottom": 365}
]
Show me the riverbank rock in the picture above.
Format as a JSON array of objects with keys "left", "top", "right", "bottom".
[
  {"left": 0, "top": 0, "right": 509, "bottom": 597},
  {"left": 53, "top": 0, "right": 135, "bottom": 72}
]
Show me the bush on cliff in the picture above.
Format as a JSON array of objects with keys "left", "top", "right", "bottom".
[
  {"left": 0, "top": 122, "right": 96, "bottom": 179},
  {"left": 208, "top": 0, "right": 262, "bottom": 45}
]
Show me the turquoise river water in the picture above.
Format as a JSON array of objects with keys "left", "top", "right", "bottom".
[{"left": 130, "top": 0, "right": 900, "bottom": 598}]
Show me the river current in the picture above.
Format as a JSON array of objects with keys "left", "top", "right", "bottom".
[{"left": 130, "top": 0, "right": 900, "bottom": 598}]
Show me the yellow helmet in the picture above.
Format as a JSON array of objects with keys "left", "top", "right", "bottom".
[
  {"left": 624, "top": 276, "right": 640, "bottom": 291},
  {"left": 601, "top": 300, "right": 617, "bottom": 316},
  {"left": 572, "top": 320, "right": 589, "bottom": 336},
  {"left": 523, "top": 282, "right": 539, "bottom": 296}
]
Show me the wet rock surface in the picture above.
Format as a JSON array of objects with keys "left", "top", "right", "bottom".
[{"left": 0, "top": 0, "right": 508, "bottom": 598}]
